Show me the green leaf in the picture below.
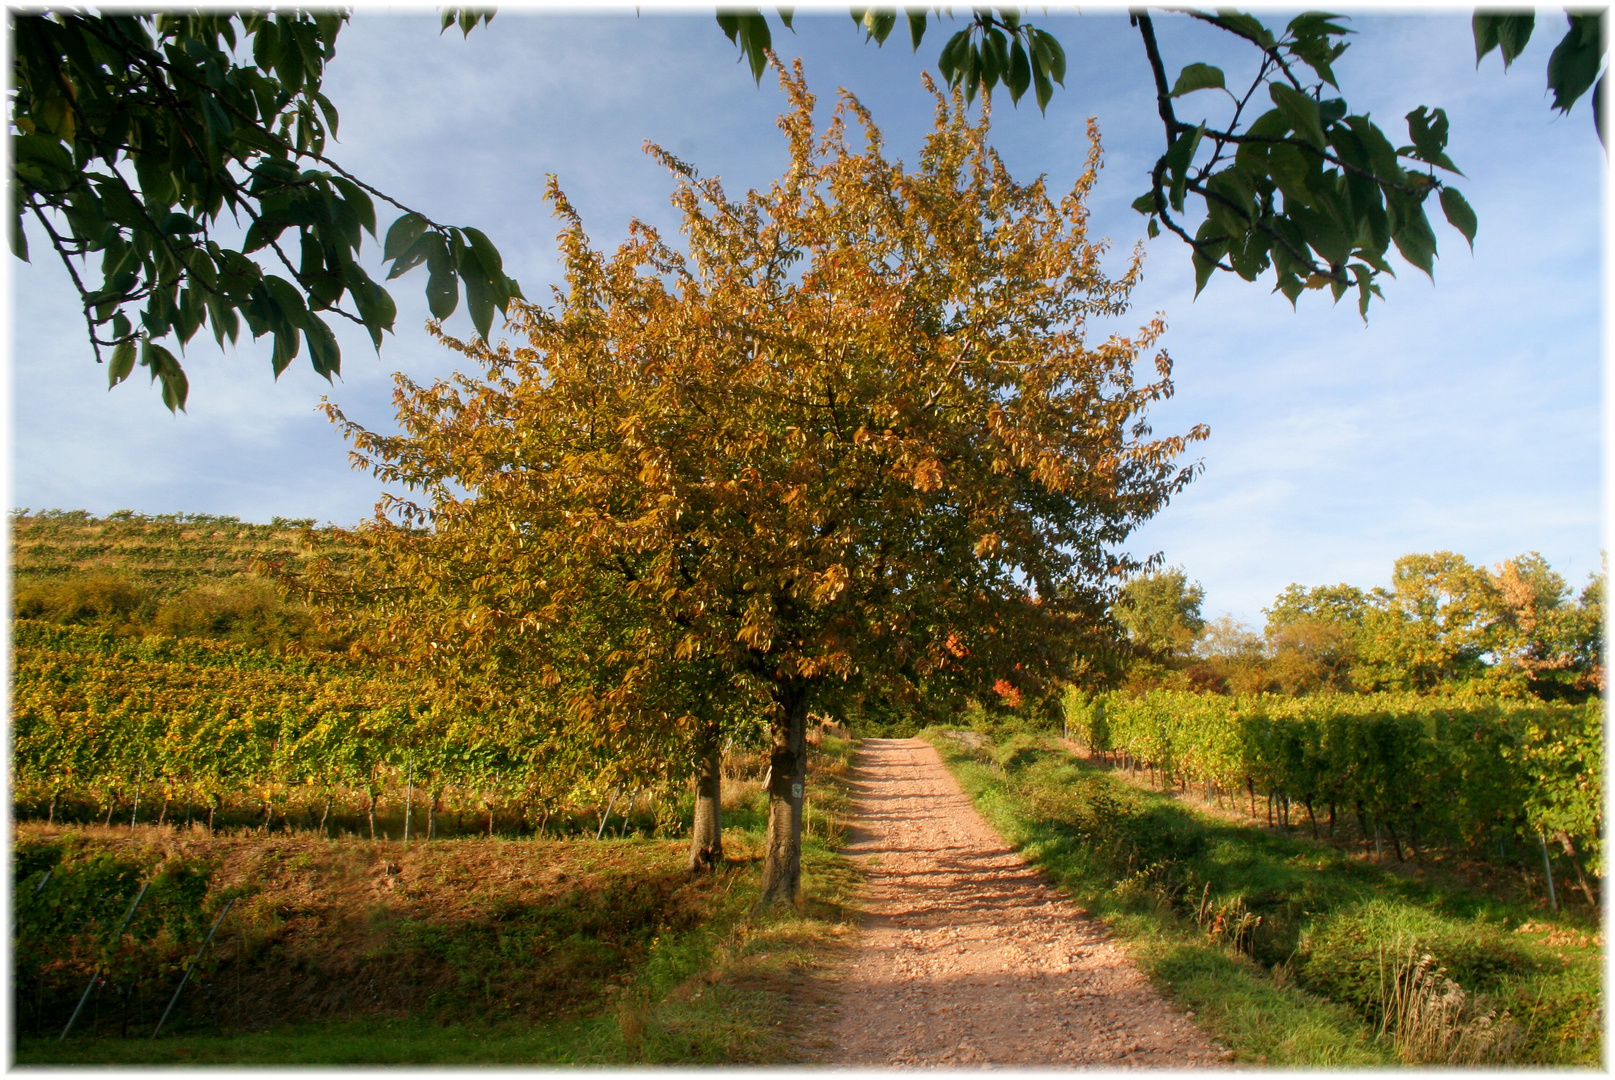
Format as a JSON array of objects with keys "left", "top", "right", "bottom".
[
  {"left": 1192, "top": 250, "right": 1216, "bottom": 297},
  {"left": 777, "top": 7, "right": 794, "bottom": 31},
  {"left": 384, "top": 212, "right": 429, "bottom": 261},
  {"left": 304, "top": 315, "right": 340, "bottom": 379},
  {"left": 141, "top": 339, "right": 188, "bottom": 412},
  {"left": 1438, "top": 186, "right": 1477, "bottom": 250},
  {"left": 1163, "top": 124, "right": 1205, "bottom": 212},
  {"left": 938, "top": 30, "right": 970, "bottom": 86},
  {"left": 1547, "top": 12, "right": 1606, "bottom": 114},
  {"left": 462, "top": 226, "right": 505, "bottom": 279},
  {"left": 108, "top": 338, "right": 137, "bottom": 387},
  {"left": 350, "top": 278, "right": 397, "bottom": 351},
  {"left": 1006, "top": 39, "right": 1030, "bottom": 103},
  {"left": 863, "top": 9, "right": 897, "bottom": 45},
  {"left": 1391, "top": 204, "right": 1437, "bottom": 278},
  {"left": 1170, "top": 63, "right": 1225, "bottom": 98},
  {"left": 717, "top": 9, "right": 772, "bottom": 83},
  {"left": 1033, "top": 29, "right": 1065, "bottom": 84},
  {"left": 1270, "top": 83, "right": 1327, "bottom": 150},
  {"left": 1473, "top": 10, "right": 1535, "bottom": 69},
  {"left": 463, "top": 261, "right": 496, "bottom": 341},
  {"left": 906, "top": 10, "right": 926, "bottom": 50},
  {"left": 425, "top": 234, "right": 459, "bottom": 320},
  {"left": 271, "top": 328, "right": 299, "bottom": 377},
  {"left": 1209, "top": 10, "right": 1275, "bottom": 49},
  {"left": 387, "top": 229, "right": 437, "bottom": 281},
  {"left": 1350, "top": 263, "right": 1375, "bottom": 320},
  {"left": 1032, "top": 60, "right": 1053, "bottom": 113},
  {"left": 1595, "top": 72, "right": 1606, "bottom": 146},
  {"left": 1131, "top": 192, "right": 1159, "bottom": 216},
  {"left": 332, "top": 177, "right": 376, "bottom": 238},
  {"left": 1402, "top": 106, "right": 1462, "bottom": 174}
]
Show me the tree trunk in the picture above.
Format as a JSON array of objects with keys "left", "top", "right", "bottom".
[
  {"left": 367, "top": 790, "right": 377, "bottom": 841},
  {"left": 758, "top": 683, "right": 810, "bottom": 906},
  {"left": 403, "top": 762, "right": 414, "bottom": 843},
  {"left": 687, "top": 722, "right": 725, "bottom": 874},
  {"left": 208, "top": 794, "right": 220, "bottom": 835},
  {"left": 429, "top": 788, "right": 442, "bottom": 840},
  {"left": 47, "top": 789, "right": 57, "bottom": 825},
  {"left": 318, "top": 793, "right": 332, "bottom": 838},
  {"left": 1555, "top": 830, "right": 1600, "bottom": 907}
]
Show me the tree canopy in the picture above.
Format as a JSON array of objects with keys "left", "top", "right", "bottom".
[
  {"left": 10, "top": 10, "right": 518, "bottom": 411},
  {"left": 318, "top": 61, "right": 1206, "bottom": 902}
]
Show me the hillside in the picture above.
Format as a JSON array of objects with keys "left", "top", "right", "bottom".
[{"left": 12, "top": 509, "right": 324, "bottom": 594}]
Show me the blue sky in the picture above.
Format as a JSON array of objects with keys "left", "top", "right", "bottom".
[{"left": 7, "top": 7, "right": 1605, "bottom": 627}]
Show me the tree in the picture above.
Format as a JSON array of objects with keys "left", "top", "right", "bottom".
[
  {"left": 1263, "top": 581, "right": 1368, "bottom": 694},
  {"left": 1189, "top": 613, "right": 1269, "bottom": 694},
  {"left": 1113, "top": 566, "right": 1206, "bottom": 663},
  {"left": 1354, "top": 552, "right": 1499, "bottom": 691},
  {"left": 322, "top": 61, "right": 1205, "bottom": 904},
  {"left": 10, "top": 10, "right": 518, "bottom": 410},
  {"left": 1489, "top": 552, "right": 1605, "bottom": 700}
]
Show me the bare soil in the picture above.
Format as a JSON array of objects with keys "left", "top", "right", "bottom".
[{"left": 823, "top": 738, "right": 1227, "bottom": 1068}]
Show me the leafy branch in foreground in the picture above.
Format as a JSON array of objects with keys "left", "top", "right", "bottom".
[
  {"left": 720, "top": 7, "right": 1605, "bottom": 318},
  {"left": 10, "top": 11, "right": 522, "bottom": 411}
]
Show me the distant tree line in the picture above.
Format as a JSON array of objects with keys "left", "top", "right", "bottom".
[{"left": 1110, "top": 552, "right": 1604, "bottom": 701}]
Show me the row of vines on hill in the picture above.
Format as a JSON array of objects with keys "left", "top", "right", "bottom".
[
  {"left": 1064, "top": 688, "right": 1602, "bottom": 888},
  {"left": 11, "top": 621, "right": 752, "bottom": 837}
]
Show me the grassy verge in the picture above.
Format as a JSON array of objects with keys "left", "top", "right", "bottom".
[
  {"left": 929, "top": 730, "right": 1602, "bottom": 1067},
  {"left": 13, "top": 738, "right": 859, "bottom": 1066}
]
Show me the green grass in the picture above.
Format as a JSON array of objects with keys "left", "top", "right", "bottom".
[
  {"left": 14, "top": 739, "right": 860, "bottom": 1066},
  {"left": 930, "top": 730, "right": 1602, "bottom": 1067}
]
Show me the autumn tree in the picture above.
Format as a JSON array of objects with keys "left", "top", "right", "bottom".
[
  {"left": 322, "top": 60, "right": 1205, "bottom": 904},
  {"left": 1113, "top": 566, "right": 1206, "bottom": 673},
  {"left": 1263, "top": 581, "right": 1369, "bottom": 694}
]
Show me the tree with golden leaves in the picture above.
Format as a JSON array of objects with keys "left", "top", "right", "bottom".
[{"left": 323, "top": 59, "right": 1206, "bottom": 904}]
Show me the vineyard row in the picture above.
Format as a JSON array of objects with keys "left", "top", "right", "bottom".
[
  {"left": 1062, "top": 688, "right": 1603, "bottom": 888},
  {"left": 10, "top": 622, "right": 763, "bottom": 839}
]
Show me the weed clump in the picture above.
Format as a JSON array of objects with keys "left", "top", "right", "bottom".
[
  {"left": 1373, "top": 943, "right": 1522, "bottom": 1064},
  {"left": 1298, "top": 900, "right": 1535, "bottom": 1017}
]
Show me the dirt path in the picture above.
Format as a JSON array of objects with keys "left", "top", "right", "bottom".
[{"left": 824, "top": 737, "right": 1226, "bottom": 1068}]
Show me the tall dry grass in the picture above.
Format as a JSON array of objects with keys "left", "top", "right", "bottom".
[{"left": 1377, "top": 941, "right": 1521, "bottom": 1064}]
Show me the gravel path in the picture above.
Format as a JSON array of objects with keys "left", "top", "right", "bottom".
[{"left": 825, "top": 737, "right": 1226, "bottom": 1068}]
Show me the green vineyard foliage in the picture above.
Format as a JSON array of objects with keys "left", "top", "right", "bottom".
[
  {"left": 1063, "top": 688, "right": 1603, "bottom": 876},
  {"left": 8, "top": 620, "right": 653, "bottom": 832}
]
